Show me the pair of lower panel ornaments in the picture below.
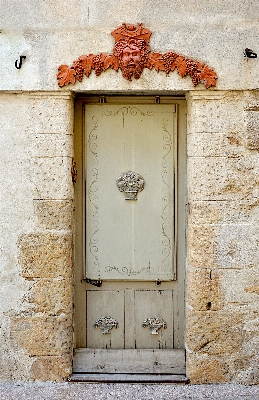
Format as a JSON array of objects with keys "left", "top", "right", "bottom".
[{"left": 94, "top": 316, "right": 167, "bottom": 335}]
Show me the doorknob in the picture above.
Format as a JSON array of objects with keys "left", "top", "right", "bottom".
[
  {"left": 142, "top": 317, "right": 167, "bottom": 335},
  {"left": 94, "top": 316, "right": 119, "bottom": 334},
  {"left": 116, "top": 171, "right": 145, "bottom": 200}
]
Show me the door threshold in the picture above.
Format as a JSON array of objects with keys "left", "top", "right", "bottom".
[{"left": 68, "top": 373, "right": 189, "bottom": 384}]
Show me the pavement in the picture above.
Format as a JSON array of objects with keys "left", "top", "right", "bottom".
[{"left": 0, "top": 383, "right": 259, "bottom": 400}]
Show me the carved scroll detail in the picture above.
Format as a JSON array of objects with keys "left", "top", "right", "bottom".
[
  {"left": 161, "top": 118, "right": 172, "bottom": 272},
  {"left": 88, "top": 116, "right": 100, "bottom": 270},
  {"left": 104, "top": 265, "right": 150, "bottom": 276},
  {"left": 142, "top": 317, "right": 167, "bottom": 335},
  {"left": 94, "top": 316, "right": 119, "bottom": 334},
  {"left": 57, "top": 22, "right": 218, "bottom": 89}
]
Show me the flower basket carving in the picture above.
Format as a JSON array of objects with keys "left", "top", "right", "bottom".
[
  {"left": 142, "top": 317, "right": 167, "bottom": 335},
  {"left": 94, "top": 316, "right": 119, "bottom": 334},
  {"left": 116, "top": 171, "right": 145, "bottom": 200}
]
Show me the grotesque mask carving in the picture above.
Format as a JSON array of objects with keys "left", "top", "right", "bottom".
[
  {"left": 113, "top": 37, "right": 150, "bottom": 80},
  {"left": 57, "top": 22, "right": 217, "bottom": 88}
]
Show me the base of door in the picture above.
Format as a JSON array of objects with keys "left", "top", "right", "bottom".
[
  {"left": 73, "top": 348, "right": 186, "bottom": 374},
  {"left": 68, "top": 373, "right": 189, "bottom": 384}
]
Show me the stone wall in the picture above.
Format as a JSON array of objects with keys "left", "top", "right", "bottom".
[
  {"left": 2, "top": 89, "right": 259, "bottom": 384},
  {"left": 0, "top": 92, "right": 74, "bottom": 381},
  {"left": 186, "top": 91, "right": 259, "bottom": 384}
]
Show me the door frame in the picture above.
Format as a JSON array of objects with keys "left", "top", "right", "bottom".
[{"left": 73, "top": 94, "right": 187, "bottom": 357}]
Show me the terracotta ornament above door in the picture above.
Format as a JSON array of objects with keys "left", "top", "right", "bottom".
[{"left": 57, "top": 22, "right": 217, "bottom": 88}]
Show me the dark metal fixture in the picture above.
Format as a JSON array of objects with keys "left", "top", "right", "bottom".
[
  {"left": 244, "top": 48, "right": 257, "bottom": 58},
  {"left": 15, "top": 56, "right": 26, "bottom": 69}
]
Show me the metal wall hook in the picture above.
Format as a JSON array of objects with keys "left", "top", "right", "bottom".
[
  {"left": 15, "top": 56, "right": 26, "bottom": 69},
  {"left": 244, "top": 48, "right": 257, "bottom": 58}
]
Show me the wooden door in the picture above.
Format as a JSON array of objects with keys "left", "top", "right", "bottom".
[{"left": 74, "top": 98, "right": 186, "bottom": 376}]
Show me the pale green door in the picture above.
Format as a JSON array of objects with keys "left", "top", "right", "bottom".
[{"left": 74, "top": 99, "right": 186, "bottom": 374}]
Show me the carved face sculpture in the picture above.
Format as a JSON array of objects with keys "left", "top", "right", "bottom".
[
  {"left": 121, "top": 45, "right": 142, "bottom": 72},
  {"left": 57, "top": 23, "right": 218, "bottom": 88},
  {"left": 114, "top": 38, "right": 150, "bottom": 80}
]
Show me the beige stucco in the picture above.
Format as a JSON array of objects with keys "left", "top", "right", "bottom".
[{"left": 1, "top": 0, "right": 259, "bottom": 384}]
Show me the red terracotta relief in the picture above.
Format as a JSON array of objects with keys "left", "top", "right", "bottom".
[{"left": 57, "top": 23, "right": 217, "bottom": 88}]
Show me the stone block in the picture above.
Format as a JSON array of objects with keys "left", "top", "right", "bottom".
[
  {"left": 230, "top": 325, "right": 259, "bottom": 385},
  {"left": 11, "top": 315, "right": 72, "bottom": 356},
  {"left": 0, "top": 94, "right": 73, "bottom": 139},
  {"left": 244, "top": 90, "right": 259, "bottom": 110},
  {"left": 27, "top": 95, "right": 73, "bottom": 135},
  {"left": 0, "top": 351, "right": 32, "bottom": 382},
  {"left": 188, "top": 225, "right": 217, "bottom": 268},
  {"left": 186, "top": 353, "right": 228, "bottom": 384},
  {"left": 186, "top": 310, "right": 220, "bottom": 353},
  {"left": 186, "top": 310, "right": 243, "bottom": 356},
  {"left": 187, "top": 268, "right": 220, "bottom": 311},
  {"left": 32, "top": 133, "right": 73, "bottom": 158},
  {"left": 34, "top": 200, "right": 73, "bottom": 230},
  {"left": 189, "top": 200, "right": 259, "bottom": 225},
  {"left": 32, "top": 157, "right": 73, "bottom": 200},
  {"left": 187, "top": 93, "right": 244, "bottom": 134},
  {"left": 216, "top": 225, "right": 259, "bottom": 269},
  {"left": 188, "top": 155, "right": 259, "bottom": 201},
  {"left": 18, "top": 233, "right": 72, "bottom": 279},
  {"left": 218, "top": 268, "right": 259, "bottom": 306},
  {"left": 187, "top": 132, "right": 244, "bottom": 158},
  {"left": 27, "top": 279, "right": 73, "bottom": 315},
  {"left": 244, "top": 286, "right": 259, "bottom": 295},
  {"left": 243, "top": 317, "right": 259, "bottom": 344},
  {"left": 30, "top": 355, "right": 72, "bottom": 381},
  {"left": 233, "top": 359, "right": 259, "bottom": 385},
  {"left": 244, "top": 111, "right": 259, "bottom": 150},
  {"left": 188, "top": 201, "right": 221, "bottom": 225}
]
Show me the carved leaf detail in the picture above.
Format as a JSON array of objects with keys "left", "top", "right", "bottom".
[
  {"left": 103, "top": 54, "right": 119, "bottom": 71},
  {"left": 174, "top": 56, "right": 187, "bottom": 77},
  {"left": 146, "top": 52, "right": 165, "bottom": 72},
  {"left": 162, "top": 52, "right": 218, "bottom": 87},
  {"left": 196, "top": 61, "right": 205, "bottom": 71},
  {"left": 99, "top": 53, "right": 108, "bottom": 62},
  {"left": 199, "top": 65, "right": 218, "bottom": 88},
  {"left": 57, "top": 65, "right": 76, "bottom": 87},
  {"left": 56, "top": 23, "right": 218, "bottom": 89},
  {"left": 79, "top": 54, "right": 95, "bottom": 77}
]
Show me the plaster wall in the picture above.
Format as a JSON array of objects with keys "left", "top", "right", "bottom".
[
  {"left": 0, "top": 0, "right": 259, "bottom": 384},
  {"left": 0, "top": 0, "right": 259, "bottom": 91}
]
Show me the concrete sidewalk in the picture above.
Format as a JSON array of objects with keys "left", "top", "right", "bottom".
[{"left": 0, "top": 383, "right": 259, "bottom": 399}]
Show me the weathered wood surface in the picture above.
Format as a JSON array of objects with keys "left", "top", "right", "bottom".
[
  {"left": 69, "top": 373, "right": 189, "bottom": 383},
  {"left": 87, "top": 289, "right": 174, "bottom": 349},
  {"left": 85, "top": 103, "right": 176, "bottom": 281},
  {"left": 74, "top": 98, "right": 186, "bottom": 376},
  {"left": 73, "top": 348, "right": 185, "bottom": 374}
]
